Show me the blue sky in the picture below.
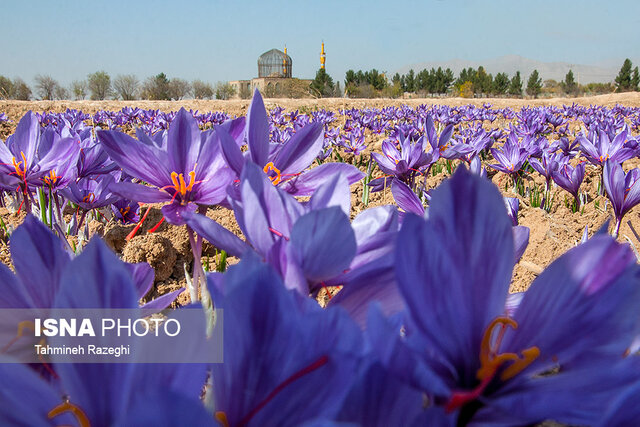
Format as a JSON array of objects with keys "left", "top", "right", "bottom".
[{"left": 2, "top": 0, "right": 639, "bottom": 86}]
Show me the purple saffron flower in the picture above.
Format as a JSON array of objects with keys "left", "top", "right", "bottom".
[
  {"left": 422, "top": 114, "right": 454, "bottom": 160},
  {"left": 528, "top": 151, "right": 566, "bottom": 191},
  {"left": 338, "top": 127, "right": 367, "bottom": 155},
  {"left": 97, "top": 108, "right": 234, "bottom": 225},
  {"left": 371, "top": 135, "right": 432, "bottom": 188},
  {"left": 62, "top": 174, "right": 119, "bottom": 211},
  {"left": 111, "top": 198, "right": 141, "bottom": 224},
  {"left": 577, "top": 126, "right": 636, "bottom": 167},
  {"left": 0, "top": 112, "right": 80, "bottom": 200},
  {"left": 551, "top": 161, "right": 585, "bottom": 208},
  {"left": 382, "top": 168, "right": 640, "bottom": 425},
  {"left": 550, "top": 136, "right": 580, "bottom": 157},
  {"left": 490, "top": 132, "right": 529, "bottom": 175},
  {"left": 185, "top": 163, "right": 358, "bottom": 295},
  {"left": 603, "top": 160, "right": 640, "bottom": 238},
  {"left": 0, "top": 239, "right": 208, "bottom": 425}
]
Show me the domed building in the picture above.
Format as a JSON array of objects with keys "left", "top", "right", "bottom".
[
  {"left": 229, "top": 46, "right": 315, "bottom": 99},
  {"left": 258, "top": 48, "right": 292, "bottom": 78}
]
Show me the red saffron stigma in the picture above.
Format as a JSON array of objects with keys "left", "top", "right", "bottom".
[
  {"left": 126, "top": 206, "right": 151, "bottom": 241},
  {"left": 268, "top": 227, "right": 289, "bottom": 241},
  {"left": 148, "top": 216, "right": 165, "bottom": 233}
]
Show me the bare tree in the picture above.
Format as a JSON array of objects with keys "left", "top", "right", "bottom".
[
  {"left": 169, "top": 78, "right": 191, "bottom": 100},
  {"left": 87, "top": 71, "right": 112, "bottom": 100},
  {"left": 192, "top": 80, "right": 214, "bottom": 99},
  {"left": 113, "top": 74, "right": 139, "bottom": 100},
  {"left": 0, "top": 75, "right": 13, "bottom": 99},
  {"left": 12, "top": 78, "right": 31, "bottom": 100},
  {"left": 71, "top": 80, "right": 88, "bottom": 100},
  {"left": 54, "top": 85, "right": 69, "bottom": 100},
  {"left": 34, "top": 74, "right": 59, "bottom": 100}
]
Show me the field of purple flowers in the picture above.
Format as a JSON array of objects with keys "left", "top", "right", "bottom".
[{"left": 1, "top": 90, "right": 640, "bottom": 425}]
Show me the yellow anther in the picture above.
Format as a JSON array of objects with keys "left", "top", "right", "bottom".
[
  {"left": 476, "top": 316, "right": 539, "bottom": 382},
  {"left": 82, "top": 193, "right": 95, "bottom": 203},
  {"left": 44, "top": 170, "right": 58, "bottom": 186},
  {"left": 16, "top": 320, "right": 35, "bottom": 338},
  {"left": 170, "top": 170, "right": 197, "bottom": 198},
  {"left": 12, "top": 151, "right": 27, "bottom": 179},
  {"left": 215, "top": 411, "right": 229, "bottom": 427},
  {"left": 263, "top": 162, "right": 282, "bottom": 185},
  {"left": 500, "top": 346, "right": 541, "bottom": 380},
  {"left": 48, "top": 400, "right": 90, "bottom": 427}
]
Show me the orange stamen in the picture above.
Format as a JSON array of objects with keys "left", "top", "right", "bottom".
[
  {"left": 48, "top": 400, "right": 90, "bottom": 427},
  {"left": 165, "top": 169, "right": 199, "bottom": 204},
  {"left": 446, "top": 316, "right": 540, "bottom": 412},
  {"left": 11, "top": 151, "right": 27, "bottom": 179},
  {"left": 215, "top": 411, "right": 229, "bottom": 427},
  {"left": 82, "top": 193, "right": 95, "bottom": 204},
  {"left": 43, "top": 169, "right": 59, "bottom": 187},
  {"left": 263, "top": 162, "right": 282, "bottom": 185}
]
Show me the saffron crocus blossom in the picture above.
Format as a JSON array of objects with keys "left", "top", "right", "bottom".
[
  {"left": 62, "top": 174, "right": 119, "bottom": 211},
  {"left": 219, "top": 90, "right": 363, "bottom": 197},
  {"left": 0, "top": 112, "right": 80, "bottom": 208},
  {"left": 185, "top": 164, "right": 401, "bottom": 318},
  {"left": 603, "top": 160, "right": 640, "bottom": 238},
  {"left": 371, "top": 135, "right": 432, "bottom": 189},
  {"left": 528, "top": 151, "right": 566, "bottom": 191},
  {"left": 422, "top": 113, "right": 454, "bottom": 160},
  {"left": 577, "top": 126, "right": 636, "bottom": 166},
  {"left": 207, "top": 254, "right": 363, "bottom": 426},
  {"left": 550, "top": 136, "right": 580, "bottom": 157},
  {"left": 97, "top": 108, "right": 234, "bottom": 225},
  {"left": 0, "top": 239, "right": 208, "bottom": 426},
  {"left": 489, "top": 133, "right": 529, "bottom": 175},
  {"left": 382, "top": 168, "right": 640, "bottom": 425},
  {"left": 338, "top": 127, "right": 367, "bottom": 155},
  {"left": 111, "top": 198, "right": 141, "bottom": 224},
  {"left": 76, "top": 130, "right": 118, "bottom": 178},
  {"left": 551, "top": 161, "right": 585, "bottom": 208}
]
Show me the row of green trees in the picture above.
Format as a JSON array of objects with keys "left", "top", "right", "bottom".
[
  {"left": 329, "top": 58, "right": 640, "bottom": 99},
  {"left": 0, "top": 71, "right": 235, "bottom": 101}
]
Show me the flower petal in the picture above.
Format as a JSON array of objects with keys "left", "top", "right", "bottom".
[
  {"left": 274, "top": 122, "right": 324, "bottom": 174},
  {"left": 246, "top": 89, "right": 270, "bottom": 166},
  {"left": 182, "top": 211, "right": 251, "bottom": 258},
  {"left": 289, "top": 207, "right": 357, "bottom": 284},
  {"left": 279, "top": 163, "right": 364, "bottom": 197},
  {"left": 395, "top": 167, "right": 514, "bottom": 378}
]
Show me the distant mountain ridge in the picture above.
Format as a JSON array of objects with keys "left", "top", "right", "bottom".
[{"left": 395, "top": 55, "right": 638, "bottom": 84}]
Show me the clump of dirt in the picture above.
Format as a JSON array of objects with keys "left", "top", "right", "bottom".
[{"left": 122, "top": 234, "right": 177, "bottom": 282}]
